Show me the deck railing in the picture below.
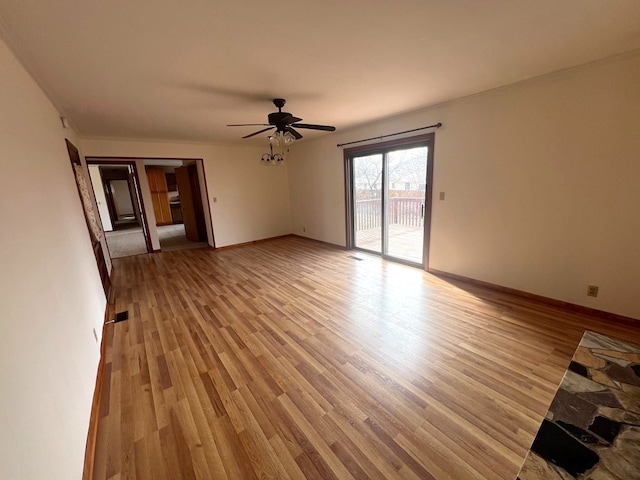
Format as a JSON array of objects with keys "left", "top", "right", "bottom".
[{"left": 355, "top": 197, "right": 424, "bottom": 230}]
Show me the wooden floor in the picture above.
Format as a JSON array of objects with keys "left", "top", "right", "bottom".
[{"left": 92, "top": 236, "right": 640, "bottom": 480}]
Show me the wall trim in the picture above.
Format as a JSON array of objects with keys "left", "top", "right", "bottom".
[
  {"left": 290, "top": 234, "right": 347, "bottom": 250},
  {"left": 214, "top": 234, "right": 294, "bottom": 251},
  {"left": 213, "top": 234, "right": 346, "bottom": 252},
  {"left": 82, "top": 289, "right": 114, "bottom": 480},
  {"left": 428, "top": 268, "right": 638, "bottom": 325}
]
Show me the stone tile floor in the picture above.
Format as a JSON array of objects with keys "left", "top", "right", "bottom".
[{"left": 518, "top": 331, "right": 640, "bottom": 479}]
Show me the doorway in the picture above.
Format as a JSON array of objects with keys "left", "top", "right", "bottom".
[
  {"left": 145, "top": 160, "right": 209, "bottom": 252},
  {"left": 345, "top": 133, "right": 434, "bottom": 268},
  {"left": 87, "top": 161, "right": 151, "bottom": 258}
]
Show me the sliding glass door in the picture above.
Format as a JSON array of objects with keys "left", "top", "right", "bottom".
[
  {"left": 353, "top": 154, "right": 383, "bottom": 254},
  {"left": 386, "top": 146, "right": 428, "bottom": 263},
  {"left": 347, "top": 134, "right": 433, "bottom": 267}
]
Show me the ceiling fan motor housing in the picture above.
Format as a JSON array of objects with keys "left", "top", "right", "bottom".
[
  {"left": 268, "top": 98, "right": 291, "bottom": 130},
  {"left": 268, "top": 111, "right": 293, "bottom": 127}
]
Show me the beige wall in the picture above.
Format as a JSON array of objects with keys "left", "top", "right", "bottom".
[
  {"left": 288, "top": 52, "right": 640, "bottom": 320},
  {"left": 0, "top": 37, "right": 106, "bottom": 479},
  {"left": 81, "top": 139, "right": 292, "bottom": 248}
]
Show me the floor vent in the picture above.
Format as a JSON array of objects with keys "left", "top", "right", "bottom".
[
  {"left": 348, "top": 256, "right": 364, "bottom": 261},
  {"left": 107, "top": 311, "right": 129, "bottom": 324}
]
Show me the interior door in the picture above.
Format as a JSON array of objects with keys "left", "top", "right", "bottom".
[
  {"left": 65, "top": 139, "right": 111, "bottom": 297},
  {"left": 188, "top": 164, "right": 208, "bottom": 241},
  {"left": 102, "top": 179, "right": 117, "bottom": 224},
  {"left": 128, "top": 168, "right": 152, "bottom": 252},
  {"left": 175, "top": 165, "right": 206, "bottom": 242},
  {"left": 128, "top": 172, "right": 143, "bottom": 227}
]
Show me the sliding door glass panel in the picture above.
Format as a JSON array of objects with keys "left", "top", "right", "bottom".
[
  {"left": 386, "top": 146, "right": 428, "bottom": 263},
  {"left": 353, "top": 154, "right": 383, "bottom": 253}
]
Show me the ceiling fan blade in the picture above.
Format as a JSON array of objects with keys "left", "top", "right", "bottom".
[
  {"left": 227, "top": 123, "right": 270, "bottom": 127},
  {"left": 242, "top": 127, "right": 275, "bottom": 139},
  {"left": 285, "top": 126, "right": 303, "bottom": 140},
  {"left": 291, "top": 123, "right": 336, "bottom": 131},
  {"left": 275, "top": 115, "right": 302, "bottom": 126}
]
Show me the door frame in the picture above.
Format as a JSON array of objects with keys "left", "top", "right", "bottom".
[
  {"left": 101, "top": 174, "right": 140, "bottom": 225},
  {"left": 127, "top": 172, "right": 144, "bottom": 228},
  {"left": 87, "top": 159, "right": 153, "bottom": 253},
  {"left": 344, "top": 133, "right": 435, "bottom": 269}
]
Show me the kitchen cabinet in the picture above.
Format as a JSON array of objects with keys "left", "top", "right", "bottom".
[{"left": 145, "top": 167, "right": 172, "bottom": 226}]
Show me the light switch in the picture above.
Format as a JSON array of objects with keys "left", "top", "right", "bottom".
[{"left": 439, "top": 192, "right": 445, "bottom": 200}]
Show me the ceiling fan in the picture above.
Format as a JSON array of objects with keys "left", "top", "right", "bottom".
[{"left": 227, "top": 98, "right": 336, "bottom": 143}]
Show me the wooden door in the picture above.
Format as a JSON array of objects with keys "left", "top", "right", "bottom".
[
  {"left": 65, "top": 140, "right": 111, "bottom": 298},
  {"left": 145, "top": 167, "right": 172, "bottom": 225},
  {"left": 175, "top": 165, "right": 207, "bottom": 241},
  {"left": 128, "top": 173, "right": 143, "bottom": 227},
  {"left": 102, "top": 178, "right": 117, "bottom": 225}
]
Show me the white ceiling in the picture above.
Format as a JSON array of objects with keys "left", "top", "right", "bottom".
[{"left": 1, "top": 1, "right": 640, "bottom": 145}]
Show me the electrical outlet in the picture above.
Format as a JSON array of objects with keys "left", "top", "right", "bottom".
[
  {"left": 587, "top": 285, "right": 599, "bottom": 297},
  {"left": 439, "top": 192, "right": 445, "bottom": 200}
]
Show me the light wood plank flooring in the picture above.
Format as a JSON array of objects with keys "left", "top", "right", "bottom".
[{"left": 92, "top": 236, "right": 640, "bottom": 479}]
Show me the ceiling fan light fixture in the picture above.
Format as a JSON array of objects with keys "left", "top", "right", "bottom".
[
  {"left": 269, "top": 131, "right": 281, "bottom": 146},
  {"left": 261, "top": 143, "right": 284, "bottom": 166},
  {"left": 261, "top": 153, "right": 284, "bottom": 166},
  {"left": 283, "top": 131, "right": 296, "bottom": 145}
]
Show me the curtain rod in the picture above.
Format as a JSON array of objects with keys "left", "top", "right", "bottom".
[{"left": 336, "top": 122, "right": 442, "bottom": 148}]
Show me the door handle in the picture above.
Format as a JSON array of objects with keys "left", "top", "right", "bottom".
[{"left": 421, "top": 204, "right": 424, "bottom": 218}]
